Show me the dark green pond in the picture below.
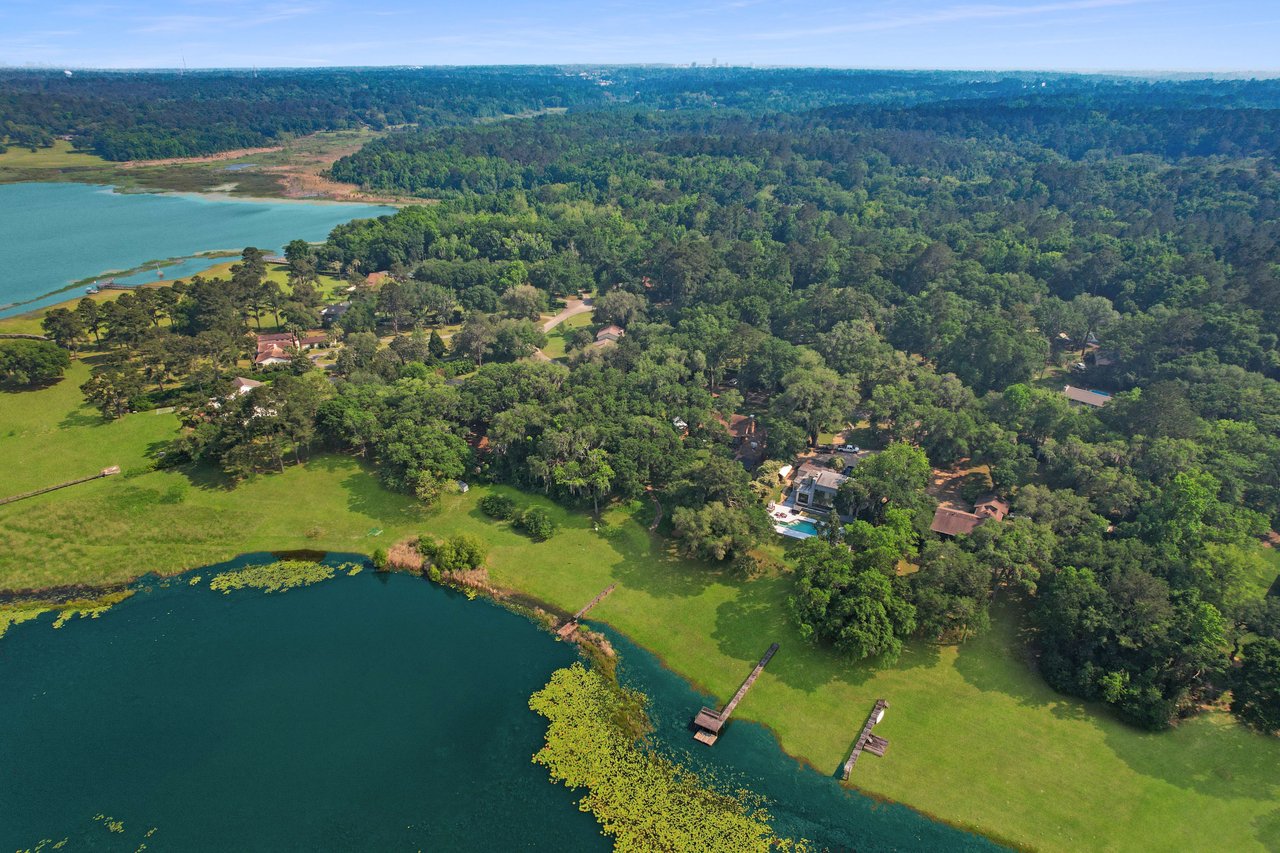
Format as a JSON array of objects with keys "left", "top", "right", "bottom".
[{"left": 1, "top": 555, "right": 999, "bottom": 851}]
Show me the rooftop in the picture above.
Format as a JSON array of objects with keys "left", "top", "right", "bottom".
[
  {"left": 930, "top": 506, "right": 984, "bottom": 537},
  {"left": 1062, "top": 385, "right": 1112, "bottom": 407}
]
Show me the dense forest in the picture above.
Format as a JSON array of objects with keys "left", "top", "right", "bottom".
[
  {"left": 0, "top": 67, "right": 605, "bottom": 159},
  {"left": 11, "top": 66, "right": 1280, "bottom": 160},
  {"left": 37, "top": 72, "right": 1280, "bottom": 735}
]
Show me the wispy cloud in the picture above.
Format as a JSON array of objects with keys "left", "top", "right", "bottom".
[
  {"left": 738, "top": 0, "right": 1151, "bottom": 41},
  {"left": 132, "top": 2, "right": 321, "bottom": 34}
]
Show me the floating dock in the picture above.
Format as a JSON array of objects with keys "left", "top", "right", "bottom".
[
  {"left": 841, "top": 699, "right": 889, "bottom": 780},
  {"left": 692, "top": 643, "right": 779, "bottom": 745},
  {"left": 556, "top": 583, "right": 617, "bottom": 638}
]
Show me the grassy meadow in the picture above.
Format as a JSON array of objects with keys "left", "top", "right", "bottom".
[
  {"left": 0, "top": 362, "right": 423, "bottom": 590},
  {"left": 0, "top": 139, "right": 110, "bottom": 172},
  {"left": 2, "top": 364, "right": 1279, "bottom": 851}
]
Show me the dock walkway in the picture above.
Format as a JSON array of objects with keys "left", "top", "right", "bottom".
[
  {"left": 556, "top": 583, "right": 616, "bottom": 638},
  {"left": 841, "top": 699, "right": 889, "bottom": 780},
  {"left": 692, "top": 643, "right": 779, "bottom": 745}
]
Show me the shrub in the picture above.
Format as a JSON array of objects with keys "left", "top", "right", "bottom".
[
  {"left": 731, "top": 552, "right": 767, "bottom": 580},
  {"left": 371, "top": 547, "right": 389, "bottom": 572},
  {"left": 517, "top": 506, "right": 558, "bottom": 541},
  {"left": 419, "top": 534, "right": 488, "bottom": 572},
  {"left": 480, "top": 493, "right": 517, "bottom": 520}
]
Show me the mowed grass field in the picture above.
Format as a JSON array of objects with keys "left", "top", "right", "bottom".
[
  {"left": 2, "top": 365, "right": 1279, "bottom": 851},
  {"left": 0, "top": 362, "right": 423, "bottom": 590},
  {"left": 0, "top": 139, "right": 109, "bottom": 171}
]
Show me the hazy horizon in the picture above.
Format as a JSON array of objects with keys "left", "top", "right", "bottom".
[
  {"left": 4, "top": 64, "right": 1280, "bottom": 77},
  {"left": 3, "top": 0, "right": 1278, "bottom": 72}
]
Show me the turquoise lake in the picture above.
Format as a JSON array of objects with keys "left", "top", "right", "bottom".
[
  {"left": 0, "top": 183, "right": 392, "bottom": 316},
  {"left": 0, "top": 555, "right": 1000, "bottom": 851}
]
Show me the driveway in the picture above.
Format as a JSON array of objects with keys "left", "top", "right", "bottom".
[
  {"left": 532, "top": 297, "right": 594, "bottom": 361},
  {"left": 540, "top": 297, "right": 594, "bottom": 332}
]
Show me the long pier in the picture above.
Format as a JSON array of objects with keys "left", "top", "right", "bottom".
[
  {"left": 841, "top": 699, "right": 890, "bottom": 780},
  {"left": 0, "top": 466, "right": 120, "bottom": 507},
  {"left": 692, "top": 642, "right": 779, "bottom": 745},
  {"left": 556, "top": 583, "right": 617, "bottom": 638}
]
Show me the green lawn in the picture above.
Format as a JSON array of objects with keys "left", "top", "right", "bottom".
[
  {"left": 476, "top": 501, "right": 1280, "bottom": 853},
  {"left": 0, "top": 362, "right": 424, "bottom": 590},
  {"left": 0, "top": 139, "right": 108, "bottom": 170},
  {"left": 1247, "top": 545, "right": 1280, "bottom": 598},
  {"left": 541, "top": 310, "right": 593, "bottom": 359},
  {"left": 3, "top": 367, "right": 1279, "bottom": 851}
]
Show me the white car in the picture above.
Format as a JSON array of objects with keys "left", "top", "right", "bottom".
[{"left": 837, "top": 443, "right": 859, "bottom": 453}]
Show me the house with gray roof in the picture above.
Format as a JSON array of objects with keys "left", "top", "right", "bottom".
[{"left": 792, "top": 462, "right": 847, "bottom": 513}]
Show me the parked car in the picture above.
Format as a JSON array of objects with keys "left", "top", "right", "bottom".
[{"left": 837, "top": 443, "right": 859, "bottom": 453}]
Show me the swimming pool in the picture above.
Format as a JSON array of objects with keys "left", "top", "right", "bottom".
[{"left": 776, "top": 517, "right": 821, "bottom": 539}]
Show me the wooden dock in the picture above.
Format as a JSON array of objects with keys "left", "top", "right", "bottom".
[
  {"left": 555, "top": 583, "right": 617, "bottom": 638},
  {"left": 692, "top": 643, "right": 779, "bottom": 745},
  {"left": 0, "top": 466, "right": 120, "bottom": 507},
  {"left": 841, "top": 699, "right": 889, "bottom": 780}
]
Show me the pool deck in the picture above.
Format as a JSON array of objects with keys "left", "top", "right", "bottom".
[{"left": 769, "top": 501, "right": 822, "bottom": 539}]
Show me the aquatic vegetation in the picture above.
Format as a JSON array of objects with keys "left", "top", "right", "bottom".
[
  {"left": 529, "top": 663, "right": 792, "bottom": 852},
  {"left": 92, "top": 813, "right": 125, "bottom": 832},
  {"left": 0, "top": 605, "right": 46, "bottom": 638},
  {"left": 1, "top": 590, "right": 135, "bottom": 638},
  {"left": 208, "top": 560, "right": 335, "bottom": 594},
  {"left": 187, "top": 575, "right": 202, "bottom": 586}
]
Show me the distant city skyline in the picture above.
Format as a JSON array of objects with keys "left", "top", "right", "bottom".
[{"left": 2, "top": 0, "right": 1279, "bottom": 72}]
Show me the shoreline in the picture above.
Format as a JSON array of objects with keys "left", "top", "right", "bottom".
[
  {"left": 0, "top": 132, "right": 427, "bottom": 206},
  {"left": 0, "top": 249, "right": 243, "bottom": 316},
  {"left": 0, "top": 181, "right": 395, "bottom": 322},
  {"left": 136, "top": 186, "right": 404, "bottom": 208},
  {"left": 0, "top": 177, "right": 401, "bottom": 208},
  {"left": 0, "top": 547, "right": 1016, "bottom": 851}
]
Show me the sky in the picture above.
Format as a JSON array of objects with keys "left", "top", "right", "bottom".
[{"left": 2, "top": 0, "right": 1279, "bottom": 72}]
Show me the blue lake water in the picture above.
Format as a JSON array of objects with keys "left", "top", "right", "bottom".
[
  {"left": 0, "top": 556, "right": 999, "bottom": 851},
  {"left": 0, "top": 183, "right": 392, "bottom": 316}
]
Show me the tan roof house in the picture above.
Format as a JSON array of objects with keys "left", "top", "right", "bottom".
[
  {"left": 254, "top": 346, "right": 291, "bottom": 366},
  {"left": 930, "top": 494, "right": 1009, "bottom": 537},
  {"left": 231, "top": 377, "right": 264, "bottom": 395},
  {"left": 1062, "top": 385, "right": 1112, "bottom": 408},
  {"left": 595, "top": 324, "right": 625, "bottom": 344}
]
